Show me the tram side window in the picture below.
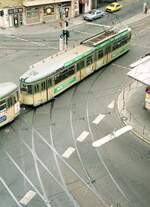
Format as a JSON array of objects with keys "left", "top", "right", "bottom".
[
  {"left": 54, "top": 66, "right": 75, "bottom": 84},
  {"left": 97, "top": 50, "right": 103, "bottom": 59},
  {"left": 77, "top": 60, "right": 85, "bottom": 71},
  {"left": 112, "top": 36, "right": 128, "bottom": 51},
  {"left": 41, "top": 81, "right": 46, "bottom": 91},
  {"left": 28, "top": 85, "right": 33, "bottom": 94},
  {"left": 54, "top": 73, "right": 61, "bottom": 85},
  {"left": 67, "top": 65, "right": 75, "bottom": 76},
  {"left": 0, "top": 100, "right": 6, "bottom": 112},
  {"left": 13, "top": 95, "right": 17, "bottom": 104},
  {"left": 17, "top": 91, "right": 19, "bottom": 101},
  {"left": 7, "top": 97, "right": 13, "bottom": 108},
  {"left": 86, "top": 55, "right": 93, "bottom": 66},
  {"left": 105, "top": 45, "right": 111, "bottom": 54},
  {"left": 34, "top": 84, "right": 39, "bottom": 93},
  {"left": 47, "top": 79, "right": 52, "bottom": 88}
]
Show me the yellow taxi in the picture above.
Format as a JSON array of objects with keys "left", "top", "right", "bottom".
[{"left": 106, "top": 2, "right": 122, "bottom": 12}]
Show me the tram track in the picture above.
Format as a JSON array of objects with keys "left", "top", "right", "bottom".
[
  {"left": 21, "top": 112, "right": 108, "bottom": 206},
  {"left": 66, "top": 66, "right": 134, "bottom": 207},
  {"left": 48, "top": 100, "right": 79, "bottom": 206},
  {"left": 0, "top": 67, "right": 133, "bottom": 207},
  {"left": 3, "top": 112, "right": 78, "bottom": 206},
  {"left": 69, "top": 81, "right": 107, "bottom": 206}
]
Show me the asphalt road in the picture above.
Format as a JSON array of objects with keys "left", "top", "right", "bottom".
[{"left": 0, "top": 1, "right": 150, "bottom": 207}]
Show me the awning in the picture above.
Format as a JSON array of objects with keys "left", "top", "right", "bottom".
[
  {"left": 23, "top": 0, "right": 71, "bottom": 7},
  {"left": 127, "top": 56, "right": 150, "bottom": 86}
]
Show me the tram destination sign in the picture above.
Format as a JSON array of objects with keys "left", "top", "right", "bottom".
[{"left": 0, "top": 115, "right": 7, "bottom": 123}]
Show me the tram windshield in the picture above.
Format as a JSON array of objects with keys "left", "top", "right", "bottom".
[{"left": 0, "top": 100, "right": 6, "bottom": 112}]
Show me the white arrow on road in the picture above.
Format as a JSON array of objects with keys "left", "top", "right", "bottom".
[{"left": 92, "top": 125, "right": 132, "bottom": 147}]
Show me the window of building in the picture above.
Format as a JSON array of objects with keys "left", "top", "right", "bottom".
[
  {"left": 43, "top": 6, "right": 54, "bottom": 16},
  {"left": 26, "top": 7, "right": 39, "bottom": 18}
]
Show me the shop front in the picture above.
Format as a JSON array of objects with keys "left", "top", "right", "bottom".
[
  {"left": 0, "top": 7, "right": 23, "bottom": 28},
  {"left": 23, "top": 0, "right": 73, "bottom": 25},
  {"left": 79, "top": 0, "right": 91, "bottom": 14},
  {"left": 8, "top": 8, "right": 23, "bottom": 27}
]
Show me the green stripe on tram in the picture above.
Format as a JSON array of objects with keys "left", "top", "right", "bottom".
[
  {"left": 112, "top": 44, "right": 129, "bottom": 60},
  {"left": 64, "top": 49, "right": 95, "bottom": 67},
  {"left": 64, "top": 29, "right": 129, "bottom": 67},
  {"left": 96, "top": 30, "right": 129, "bottom": 49},
  {"left": 54, "top": 75, "right": 77, "bottom": 94}
]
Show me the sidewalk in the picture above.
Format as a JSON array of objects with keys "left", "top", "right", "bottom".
[
  {"left": 117, "top": 81, "right": 150, "bottom": 145},
  {"left": 0, "top": 10, "right": 150, "bottom": 36},
  {"left": 0, "top": 16, "right": 84, "bottom": 36}
]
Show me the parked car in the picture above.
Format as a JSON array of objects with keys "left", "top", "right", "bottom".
[
  {"left": 106, "top": 2, "right": 122, "bottom": 12},
  {"left": 83, "top": 9, "right": 106, "bottom": 21}
]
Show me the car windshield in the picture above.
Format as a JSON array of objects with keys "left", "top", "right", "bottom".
[
  {"left": 110, "top": 4, "right": 115, "bottom": 7},
  {"left": 88, "top": 11, "right": 96, "bottom": 14}
]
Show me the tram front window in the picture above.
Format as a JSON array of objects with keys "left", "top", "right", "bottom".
[
  {"left": 20, "top": 82, "right": 27, "bottom": 92},
  {"left": 0, "top": 101, "right": 6, "bottom": 112}
]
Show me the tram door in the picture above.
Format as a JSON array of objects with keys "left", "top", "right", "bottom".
[
  {"left": 104, "top": 45, "right": 112, "bottom": 64},
  {"left": 33, "top": 82, "right": 48, "bottom": 106}
]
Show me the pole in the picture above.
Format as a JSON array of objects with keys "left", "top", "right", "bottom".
[{"left": 64, "top": 21, "right": 67, "bottom": 50}]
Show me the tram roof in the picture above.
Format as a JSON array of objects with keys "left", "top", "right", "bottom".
[
  {"left": 81, "top": 27, "right": 131, "bottom": 47},
  {"left": 20, "top": 45, "right": 94, "bottom": 83},
  {"left": 0, "top": 82, "right": 17, "bottom": 99},
  {"left": 128, "top": 55, "right": 150, "bottom": 86}
]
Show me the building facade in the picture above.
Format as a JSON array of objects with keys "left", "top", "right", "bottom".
[{"left": 0, "top": 0, "right": 92, "bottom": 28}]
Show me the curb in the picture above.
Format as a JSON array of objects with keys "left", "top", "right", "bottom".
[{"left": 117, "top": 81, "right": 150, "bottom": 145}]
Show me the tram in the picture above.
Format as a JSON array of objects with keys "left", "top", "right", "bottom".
[
  {"left": 0, "top": 82, "right": 20, "bottom": 127},
  {"left": 20, "top": 27, "right": 131, "bottom": 106}
]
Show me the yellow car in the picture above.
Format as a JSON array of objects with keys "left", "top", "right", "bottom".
[{"left": 106, "top": 2, "right": 122, "bottom": 12}]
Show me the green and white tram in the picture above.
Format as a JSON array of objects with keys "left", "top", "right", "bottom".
[
  {"left": 20, "top": 27, "right": 131, "bottom": 106},
  {"left": 0, "top": 82, "right": 20, "bottom": 127}
]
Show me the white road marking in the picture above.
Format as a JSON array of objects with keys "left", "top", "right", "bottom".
[
  {"left": 69, "top": 28, "right": 93, "bottom": 35},
  {"left": 77, "top": 131, "right": 89, "bottom": 142},
  {"left": 108, "top": 100, "right": 115, "bottom": 109},
  {"left": 0, "top": 177, "right": 23, "bottom": 207},
  {"left": 6, "top": 152, "right": 51, "bottom": 206},
  {"left": 20, "top": 190, "right": 36, "bottom": 205},
  {"left": 16, "top": 37, "right": 28, "bottom": 42},
  {"left": 92, "top": 114, "right": 105, "bottom": 125},
  {"left": 22, "top": 118, "right": 108, "bottom": 205},
  {"left": 112, "top": 63, "right": 130, "bottom": 70},
  {"left": 86, "top": 22, "right": 111, "bottom": 28},
  {"left": 62, "top": 147, "right": 75, "bottom": 158},
  {"left": 6, "top": 35, "right": 46, "bottom": 46},
  {"left": 92, "top": 125, "right": 132, "bottom": 147}
]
